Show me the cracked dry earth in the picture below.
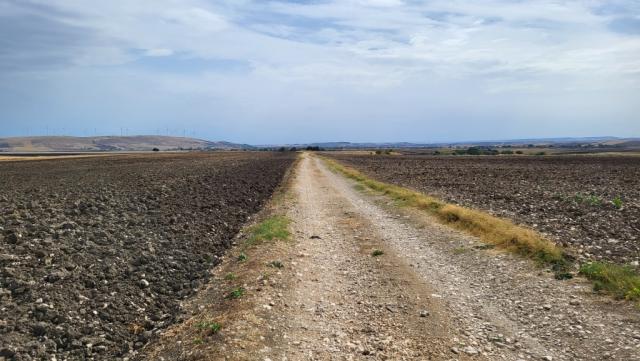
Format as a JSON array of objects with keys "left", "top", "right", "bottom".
[{"left": 145, "top": 154, "right": 640, "bottom": 361}]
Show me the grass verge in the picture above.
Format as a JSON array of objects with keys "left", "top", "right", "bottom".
[
  {"left": 245, "top": 215, "right": 290, "bottom": 246},
  {"left": 321, "top": 156, "right": 565, "bottom": 266},
  {"left": 321, "top": 156, "right": 640, "bottom": 305},
  {"left": 579, "top": 262, "right": 640, "bottom": 303}
]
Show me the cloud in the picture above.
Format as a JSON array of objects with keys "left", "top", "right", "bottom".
[
  {"left": 0, "top": 0, "right": 639, "bottom": 142},
  {"left": 145, "top": 48, "right": 174, "bottom": 57}
]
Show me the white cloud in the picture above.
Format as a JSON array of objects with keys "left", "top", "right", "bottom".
[
  {"left": 1, "top": 0, "right": 639, "bottom": 142},
  {"left": 144, "top": 48, "right": 174, "bottom": 57}
]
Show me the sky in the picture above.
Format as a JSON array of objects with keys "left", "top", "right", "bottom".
[{"left": 0, "top": 0, "right": 639, "bottom": 144}]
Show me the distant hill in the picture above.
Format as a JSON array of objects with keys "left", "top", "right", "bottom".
[
  {"left": 269, "top": 137, "right": 640, "bottom": 150},
  {"left": 0, "top": 136, "right": 253, "bottom": 152}
]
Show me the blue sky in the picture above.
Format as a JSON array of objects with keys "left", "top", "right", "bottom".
[{"left": 0, "top": 0, "right": 639, "bottom": 144}]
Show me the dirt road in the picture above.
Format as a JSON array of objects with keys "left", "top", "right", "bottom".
[
  {"left": 144, "top": 154, "right": 640, "bottom": 360},
  {"left": 270, "top": 154, "right": 640, "bottom": 360}
]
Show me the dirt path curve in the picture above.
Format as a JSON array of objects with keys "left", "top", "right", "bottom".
[{"left": 265, "top": 154, "right": 640, "bottom": 361}]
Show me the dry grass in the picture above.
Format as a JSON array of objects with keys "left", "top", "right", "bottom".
[
  {"left": 322, "top": 155, "right": 640, "bottom": 304},
  {"left": 321, "top": 156, "right": 566, "bottom": 267}
]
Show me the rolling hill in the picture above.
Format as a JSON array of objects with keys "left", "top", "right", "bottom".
[{"left": 0, "top": 136, "right": 253, "bottom": 152}]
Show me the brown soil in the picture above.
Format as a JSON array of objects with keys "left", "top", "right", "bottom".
[{"left": 0, "top": 152, "right": 295, "bottom": 360}]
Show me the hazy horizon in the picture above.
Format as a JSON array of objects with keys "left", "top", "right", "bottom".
[
  {"left": 1, "top": 0, "right": 639, "bottom": 144},
  {"left": 1, "top": 133, "right": 637, "bottom": 147}
]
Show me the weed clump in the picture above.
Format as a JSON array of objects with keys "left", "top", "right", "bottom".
[
  {"left": 612, "top": 196, "right": 624, "bottom": 210},
  {"left": 372, "top": 249, "right": 384, "bottom": 257},
  {"left": 226, "top": 287, "right": 246, "bottom": 300},
  {"left": 573, "top": 193, "right": 603, "bottom": 206},
  {"left": 246, "top": 216, "right": 290, "bottom": 245},
  {"left": 195, "top": 321, "right": 222, "bottom": 334},
  {"left": 237, "top": 253, "right": 248, "bottom": 262},
  {"left": 579, "top": 262, "right": 640, "bottom": 302}
]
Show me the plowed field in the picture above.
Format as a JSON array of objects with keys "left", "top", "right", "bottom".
[{"left": 0, "top": 152, "right": 295, "bottom": 360}]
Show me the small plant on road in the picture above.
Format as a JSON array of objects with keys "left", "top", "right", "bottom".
[
  {"left": 224, "top": 273, "right": 236, "bottom": 281},
  {"left": 372, "top": 249, "right": 384, "bottom": 257},
  {"left": 226, "top": 287, "right": 246, "bottom": 299},
  {"left": 237, "top": 252, "right": 248, "bottom": 262},
  {"left": 195, "top": 321, "right": 222, "bottom": 334}
]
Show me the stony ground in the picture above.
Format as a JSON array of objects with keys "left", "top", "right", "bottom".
[
  {"left": 142, "top": 154, "right": 640, "bottom": 361},
  {"left": 0, "top": 152, "right": 295, "bottom": 360},
  {"left": 327, "top": 153, "right": 640, "bottom": 265}
]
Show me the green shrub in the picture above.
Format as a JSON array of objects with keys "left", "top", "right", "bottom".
[{"left": 466, "top": 147, "right": 482, "bottom": 155}]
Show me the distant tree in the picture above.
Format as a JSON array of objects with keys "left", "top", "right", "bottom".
[
  {"left": 289, "top": 147, "right": 298, "bottom": 152},
  {"left": 466, "top": 147, "right": 481, "bottom": 155},
  {"left": 152, "top": 147, "right": 160, "bottom": 152},
  {"left": 515, "top": 150, "right": 524, "bottom": 154},
  {"left": 278, "top": 147, "right": 286, "bottom": 152}
]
